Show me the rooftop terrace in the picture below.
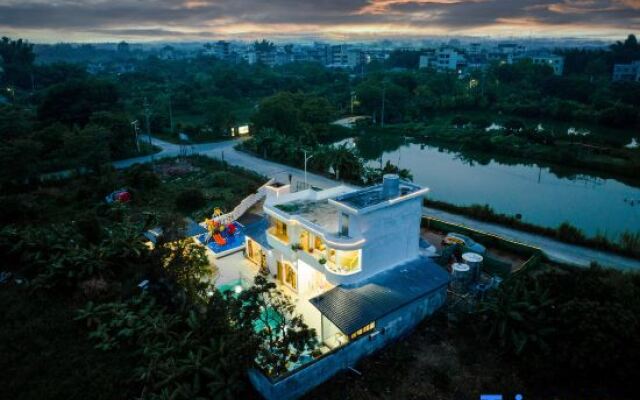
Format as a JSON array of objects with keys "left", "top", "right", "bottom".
[
  {"left": 275, "top": 199, "right": 340, "bottom": 234},
  {"left": 332, "top": 180, "right": 425, "bottom": 211}
]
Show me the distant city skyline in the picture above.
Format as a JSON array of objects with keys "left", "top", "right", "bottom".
[{"left": 0, "top": 0, "right": 638, "bottom": 43}]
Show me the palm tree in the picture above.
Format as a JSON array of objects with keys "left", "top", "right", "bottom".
[
  {"left": 326, "top": 144, "right": 362, "bottom": 181},
  {"left": 481, "top": 278, "right": 555, "bottom": 355}
]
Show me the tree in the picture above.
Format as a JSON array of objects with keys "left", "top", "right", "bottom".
[
  {"left": 61, "top": 124, "right": 111, "bottom": 172},
  {"left": 480, "top": 278, "right": 554, "bottom": 355},
  {"left": 201, "top": 96, "right": 236, "bottom": 135},
  {"left": 150, "top": 216, "right": 211, "bottom": 305},
  {"left": 0, "top": 37, "right": 35, "bottom": 88},
  {"left": 610, "top": 34, "right": 640, "bottom": 62},
  {"left": 175, "top": 188, "right": 206, "bottom": 212},
  {"left": 38, "top": 79, "right": 120, "bottom": 126},
  {"left": 238, "top": 271, "right": 317, "bottom": 377},
  {"left": 300, "top": 96, "right": 335, "bottom": 139},
  {"left": 77, "top": 291, "right": 257, "bottom": 400},
  {"left": 251, "top": 92, "right": 301, "bottom": 137},
  {"left": 88, "top": 111, "right": 134, "bottom": 158},
  {"left": 0, "top": 137, "right": 42, "bottom": 186},
  {"left": 253, "top": 39, "right": 275, "bottom": 53},
  {"left": 363, "top": 160, "right": 413, "bottom": 184},
  {"left": 326, "top": 143, "right": 363, "bottom": 182},
  {"left": 386, "top": 50, "right": 421, "bottom": 69}
]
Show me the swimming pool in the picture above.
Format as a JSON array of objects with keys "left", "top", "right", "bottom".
[
  {"left": 218, "top": 278, "right": 282, "bottom": 333},
  {"left": 195, "top": 222, "right": 246, "bottom": 255}
]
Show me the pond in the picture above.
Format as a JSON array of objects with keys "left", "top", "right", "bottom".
[{"left": 337, "top": 136, "right": 640, "bottom": 238}]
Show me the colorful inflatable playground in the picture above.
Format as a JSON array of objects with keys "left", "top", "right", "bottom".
[{"left": 195, "top": 207, "right": 246, "bottom": 256}]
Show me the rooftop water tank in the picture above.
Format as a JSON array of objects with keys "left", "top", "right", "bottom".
[
  {"left": 451, "top": 263, "right": 471, "bottom": 293},
  {"left": 382, "top": 174, "right": 400, "bottom": 198},
  {"left": 462, "top": 252, "right": 484, "bottom": 281}
]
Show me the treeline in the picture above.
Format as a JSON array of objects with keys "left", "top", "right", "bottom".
[
  {"left": 0, "top": 37, "right": 152, "bottom": 187},
  {"left": 467, "top": 264, "right": 640, "bottom": 398},
  {"left": 352, "top": 57, "right": 640, "bottom": 131},
  {"left": 0, "top": 157, "right": 316, "bottom": 399},
  {"left": 241, "top": 91, "right": 413, "bottom": 185}
]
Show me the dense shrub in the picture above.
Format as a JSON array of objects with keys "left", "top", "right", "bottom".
[{"left": 175, "top": 188, "right": 206, "bottom": 212}]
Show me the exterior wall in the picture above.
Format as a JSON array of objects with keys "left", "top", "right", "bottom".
[
  {"left": 248, "top": 285, "right": 448, "bottom": 400},
  {"left": 350, "top": 197, "right": 422, "bottom": 283}
]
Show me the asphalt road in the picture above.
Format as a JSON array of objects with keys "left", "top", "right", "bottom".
[{"left": 114, "top": 135, "right": 640, "bottom": 270}]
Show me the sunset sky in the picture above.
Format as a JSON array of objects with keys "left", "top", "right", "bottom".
[{"left": 0, "top": 0, "right": 638, "bottom": 43}]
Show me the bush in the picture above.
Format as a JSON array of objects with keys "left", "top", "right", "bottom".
[{"left": 175, "top": 188, "right": 206, "bottom": 212}]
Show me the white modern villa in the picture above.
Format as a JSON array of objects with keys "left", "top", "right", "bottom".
[{"left": 235, "top": 174, "right": 449, "bottom": 399}]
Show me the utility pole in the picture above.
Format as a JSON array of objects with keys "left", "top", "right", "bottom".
[
  {"left": 143, "top": 97, "right": 151, "bottom": 145},
  {"left": 350, "top": 91, "right": 354, "bottom": 114},
  {"left": 303, "top": 149, "right": 314, "bottom": 188},
  {"left": 380, "top": 83, "right": 386, "bottom": 128},
  {"left": 131, "top": 120, "right": 140, "bottom": 153},
  {"left": 168, "top": 92, "right": 174, "bottom": 133}
]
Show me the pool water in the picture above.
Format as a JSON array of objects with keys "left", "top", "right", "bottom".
[
  {"left": 218, "top": 278, "right": 250, "bottom": 294},
  {"left": 218, "top": 278, "right": 283, "bottom": 333}
]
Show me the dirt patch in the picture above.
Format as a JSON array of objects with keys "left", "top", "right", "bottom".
[{"left": 155, "top": 160, "right": 200, "bottom": 178}]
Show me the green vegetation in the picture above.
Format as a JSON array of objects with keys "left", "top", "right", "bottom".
[
  {"left": 0, "top": 155, "right": 316, "bottom": 399},
  {"left": 310, "top": 264, "right": 640, "bottom": 400},
  {"left": 2, "top": 33, "right": 640, "bottom": 400},
  {"left": 425, "top": 199, "right": 640, "bottom": 259}
]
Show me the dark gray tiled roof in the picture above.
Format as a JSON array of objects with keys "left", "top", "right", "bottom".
[
  {"left": 309, "top": 257, "right": 449, "bottom": 335},
  {"left": 243, "top": 216, "right": 272, "bottom": 250}
]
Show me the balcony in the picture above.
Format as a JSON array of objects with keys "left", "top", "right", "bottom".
[
  {"left": 325, "top": 256, "right": 360, "bottom": 276},
  {"left": 324, "top": 250, "right": 361, "bottom": 285},
  {"left": 268, "top": 227, "right": 289, "bottom": 244}
]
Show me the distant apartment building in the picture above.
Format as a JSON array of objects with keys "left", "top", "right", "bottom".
[
  {"left": 213, "top": 41, "right": 230, "bottom": 59},
  {"left": 468, "top": 42, "right": 483, "bottom": 56},
  {"left": 311, "top": 42, "right": 330, "bottom": 65},
  {"left": 330, "top": 45, "right": 349, "bottom": 66},
  {"left": 326, "top": 45, "right": 367, "bottom": 68},
  {"left": 532, "top": 55, "right": 564, "bottom": 75},
  {"left": 419, "top": 47, "right": 465, "bottom": 71},
  {"left": 491, "top": 42, "right": 526, "bottom": 64},
  {"left": 612, "top": 61, "right": 640, "bottom": 81}
]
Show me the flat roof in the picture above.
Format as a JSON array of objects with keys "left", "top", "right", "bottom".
[
  {"left": 332, "top": 181, "right": 424, "bottom": 211},
  {"left": 243, "top": 216, "right": 272, "bottom": 250},
  {"left": 309, "top": 256, "right": 449, "bottom": 336},
  {"left": 275, "top": 199, "right": 340, "bottom": 234}
]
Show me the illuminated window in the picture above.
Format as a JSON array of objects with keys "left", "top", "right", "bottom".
[
  {"left": 314, "top": 236, "right": 325, "bottom": 251},
  {"left": 349, "top": 322, "right": 375, "bottom": 340},
  {"left": 269, "top": 218, "right": 289, "bottom": 243}
]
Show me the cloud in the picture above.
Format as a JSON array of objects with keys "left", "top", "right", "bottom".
[{"left": 0, "top": 0, "right": 637, "bottom": 41}]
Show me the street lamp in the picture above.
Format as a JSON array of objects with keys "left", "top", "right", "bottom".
[
  {"left": 303, "top": 149, "right": 314, "bottom": 188},
  {"left": 131, "top": 120, "right": 140, "bottom": 153},
  {"left": 6, "top": 87, "right": 15, "bottom": 103}
]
